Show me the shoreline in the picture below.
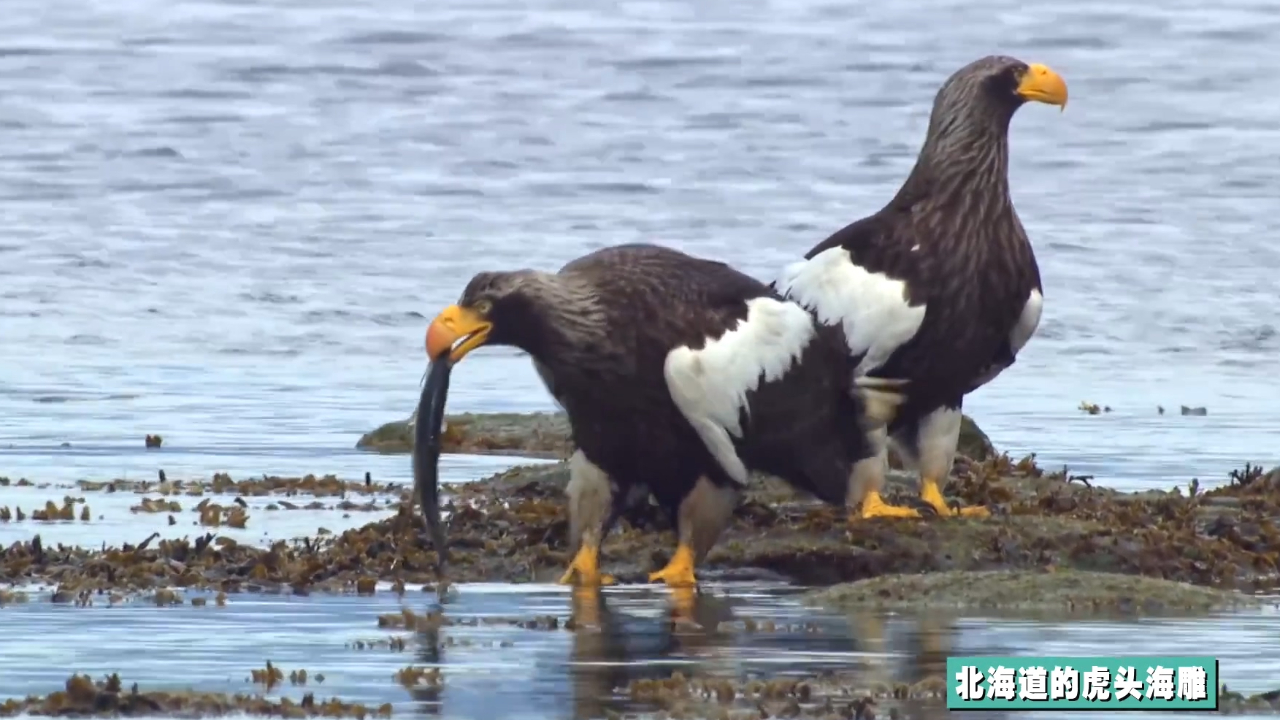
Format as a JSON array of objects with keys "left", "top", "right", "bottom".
[
  {"left": 5, "top": 412, "right": 1280, "bottom": 717},
  {"left": 3, "top": 411, "right": 1278, "bottom": 603}
]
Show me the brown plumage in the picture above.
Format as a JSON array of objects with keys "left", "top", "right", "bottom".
[
  {"left": 774, "top": 55, "right": 1067, "bottom": 520},
  {"left": 417, "top": 243, "right": 906, "bottom": 594}
]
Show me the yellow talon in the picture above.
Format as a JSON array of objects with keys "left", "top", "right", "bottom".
[
  {"left": 648, "top": 543, "right": 698, "bottom": 588},
  {"left": 921, "top": 479, "right": 990, "bottom": 518},
  {"left": 557, "top": 544, "right": 616, "bottom": 587},
  {"left": 858, "top": 490, "right": 923, "bottom": 519}
]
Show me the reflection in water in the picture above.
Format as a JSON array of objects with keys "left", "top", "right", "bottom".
[
  {"left": 560, "top": 587, "right": 959, "bottom": 719},
  {"left": 567, "top": 589, "right": 632, "bottom": 720},
  {"left": 2, "top": 583, "right": 1272, "bottom": 720},
  {"left": 411, "top": 617, "right": 444, "bottom": 716},
  {"left": 563, "top": 587, "right": 728, "bottom": 718},
  {"left": 848, "top": 610, "right": 952, "bottom": 686}
]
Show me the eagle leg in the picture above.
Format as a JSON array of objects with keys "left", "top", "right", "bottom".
[
  {"left": 649, "top": 475, "right": 739, "bottom": 594},
  {"left": 897, "top": 407, "right": 991, "bottom": 519},
  {"left": 559, "top": 451, "right": 617, "bottom": 587},
  {"left": 847, "top": 430, "right": 927, "bottom": 519}
]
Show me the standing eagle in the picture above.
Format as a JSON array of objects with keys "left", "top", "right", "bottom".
[
  {"left": 774, "top": 55, "right": 1067, "bottom": 520},
  {"left": 421, "top": 243, "right": 906, "bottom": 588}
]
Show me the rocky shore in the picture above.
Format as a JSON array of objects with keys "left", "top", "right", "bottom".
[
  {"left": 5, "top": 412, "right": 1280, "bottom": 718},
  {"left": 4, "top": 412, "right": 1277, "bottom": 600}
]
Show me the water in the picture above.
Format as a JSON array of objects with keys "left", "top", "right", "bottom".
[
  {"left": 3, "top": 0, "right": 1280, "bottom": 715},
  {"left": 2, "top": 581, "right": 1279, "bottom": 720},
  {"left": 3, "top": 0, "right": 1279, "bottom": 490}
]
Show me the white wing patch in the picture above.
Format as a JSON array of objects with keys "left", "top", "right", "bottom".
[
  {"left": 776, "top": 247, "right": 926, "bottom": 376},
  {"left": 663, "top": 297, "right": 816, "bottom": 485},
  {"left": 1010, "top": 289, "right": 1043, "bottom": 354}
]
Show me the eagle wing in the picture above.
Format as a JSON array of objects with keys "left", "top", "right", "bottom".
[{"left": 773, "top": 215, "right": 928, "bottom": 378}]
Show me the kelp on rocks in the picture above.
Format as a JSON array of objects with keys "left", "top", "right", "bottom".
[
  {"left": 4, "top": 453, "right": 1279, "bottom": 596},
  {"left": 0, "top": 673, "right": 389, "bottom": 719}
]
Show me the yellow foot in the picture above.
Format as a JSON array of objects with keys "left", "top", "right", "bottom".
[
  {"left": 557, "top": 545, "right": 616, "bottom": 587},
  {"left": 858, "top": 491, "right": 923, "bottom": 519},
  {"left": 921, "top": 480, "right": 990, "bottom": 518},
  {"left": 648, "top": 543, "right": 698, "bottom": 588}
]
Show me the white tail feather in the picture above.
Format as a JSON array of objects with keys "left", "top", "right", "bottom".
[{"left": 855, "top": 376, "right": 908, "bottom": 428}]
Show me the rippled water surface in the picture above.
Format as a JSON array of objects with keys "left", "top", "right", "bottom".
[
  {"left": 2, "top": 580, "right": 1279, "bottom": 720},
  {"left": 2, "top": 0, "right": 1279, "bottom": 489},
  {"left": 3, "top": 0, "right": 1280, "bottom": 715}
]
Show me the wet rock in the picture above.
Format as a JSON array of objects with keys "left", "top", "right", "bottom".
[
  {"left": 1220, "top": 686, "right": 1280, "bottom": 715},
  {"left": 621, "top": 669, "right": 947, "bottom": 720},
  {"left": 955, "top": 414, "right": 995, "bottom": 462},
  {"left": 78, "top": 472, "right": 402, "bottom": 499},
  {"left": 806, "top": 569, "right": 1261, "bottom": 614},
  {"left": 0, "top": 673, "right": 389, "bottom": 718},
  {"left": 355, "top": 411, "right": 997, "bottom": 463},
  {"left": 7, "top": 456, "right": 1280, "bottom": 596},
  {"left": 356, "top": 412, "right": 573, "bottom": 457}
]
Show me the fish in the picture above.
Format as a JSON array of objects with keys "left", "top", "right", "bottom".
[{"left": 412, "top": 357, "right": 453, "bottom": 583}]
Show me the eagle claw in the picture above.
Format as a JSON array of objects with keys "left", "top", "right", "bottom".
[{"left": 905, "top": 495, "right": 942, "bottom": 517}]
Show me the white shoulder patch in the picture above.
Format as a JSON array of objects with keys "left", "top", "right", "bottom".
[
  {"left": 776, "top": 247, "right": 927, "bottom": 376},
  {"left": 663, "top": 297, "right": 815, "bottom": 485},
  {"left": 1010, "top": 289, "right": 1043, "bottom": 354}
]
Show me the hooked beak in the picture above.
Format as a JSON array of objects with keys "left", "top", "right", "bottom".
[
  {"left": 1016, "top": 63, "right": 1068, "bottom": 110},
  {"left": 425, "top": 304, "right": 493, "bottom": 362}
]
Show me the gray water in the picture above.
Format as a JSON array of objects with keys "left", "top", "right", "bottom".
[
  {"left": 3, "top": 0, "right": 1280, "bottom": 715},
  {"left": 2, "top": 582, "right": 1278, "bottom": 720}
]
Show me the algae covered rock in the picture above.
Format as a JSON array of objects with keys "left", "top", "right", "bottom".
[
  {"left": 957, "top": 414, "right": 995, "bottom": 461},
  {"left": 804, "top": 569, "right": 1261, "bottom": 614},
  {"left": 358, "top": 410, "right": 996, "bottom": 461},
  {"left": 356, "top": 412, "right": 572, "bottom": 458}
]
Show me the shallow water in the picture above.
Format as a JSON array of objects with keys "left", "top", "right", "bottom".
[
  {"left": 2, "top": 581, "right": 1279, "bottom": 720},
  {"left": 5, "top": 465, "right": 1280, "bottom": 717},
  {"left": 3, "top": 0, "right": 1280, "bottom": 715}
]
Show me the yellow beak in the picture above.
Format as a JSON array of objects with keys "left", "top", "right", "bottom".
[
  {"left": 1016, "top": 63, "right": 1068, "bottom": 109},
  {"left": 425, "top": 304, "right": 492, "bottom": 362}
]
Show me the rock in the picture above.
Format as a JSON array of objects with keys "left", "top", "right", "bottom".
[
  {"left": 358, "top": 411, "right": 997, "bottom": 461},
  {"left": 8, "top": 455, "right": 1280, "bottom": 595},
  {"left": 958, "top": 414, "right": 996, "bottom": 461},
  {"left": 355, "top": 412, "right": 572, "bottom": 457},
  {"left": 805, "top": 569, "right": 1261, "bottom": 614}
]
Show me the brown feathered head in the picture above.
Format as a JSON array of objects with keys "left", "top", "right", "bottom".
[
  {"left": 425, "top": 270, "right": 604, "bottom": 364},
  {"left": 933, "top": 55, "right": 1067, "bottom": 121},
  {"left": 907, "top": 55, "right": 1067, "bottom": 191}
]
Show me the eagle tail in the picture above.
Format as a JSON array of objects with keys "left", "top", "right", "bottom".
[{"left": 854, "top": 376, "right": 908, "bottom": 428}]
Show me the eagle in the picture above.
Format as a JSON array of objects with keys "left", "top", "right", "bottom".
[
  {"left": 774, "top": 55, "right": 1067, "bottom": 519},
  {"left": 416, "top": 243, "right": 906, "bottom": 589}
]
